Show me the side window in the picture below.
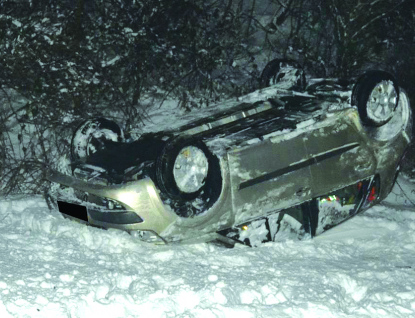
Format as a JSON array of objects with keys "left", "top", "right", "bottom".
[
  {"left": 219, "top": 204, "right": 306, "bottom": 247},
  {"left": 315, "top": 179, "right": 371, "bottom": 234},
  {"left": 219, "top": 178, "right": 375, "bottom": 246}
]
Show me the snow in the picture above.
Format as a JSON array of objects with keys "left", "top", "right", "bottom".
[
  {"left": 101, "top": 56, "right": 121, "bottom": 68},
  {"left": 12, "top": 20, "right": 22, "bottom": 28},
  {"left": 1, "top": 177, "right": 415, "bottom": 317}
]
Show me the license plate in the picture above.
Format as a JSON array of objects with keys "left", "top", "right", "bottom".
[{"left": 57, "top": 201, "right": 88, "bottom": 222}]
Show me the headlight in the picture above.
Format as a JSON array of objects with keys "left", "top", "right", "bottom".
[{"left": 173, "top": 146, "right": 209, "bottom": 193}]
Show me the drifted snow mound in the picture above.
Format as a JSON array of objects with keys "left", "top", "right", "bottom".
[{"left": 1, "top": 177, "right": 415, "bottom": 317}]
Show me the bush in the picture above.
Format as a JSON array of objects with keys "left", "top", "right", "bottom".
[{"left": 0, "top": 0, "right": 262, "bottom": 194}]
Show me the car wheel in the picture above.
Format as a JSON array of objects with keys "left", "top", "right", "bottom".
[
  {"left": 70, "top": 117, "right": 123, "bottom": 161},
  {"left": 260, "top": 59, "right": 306, "bottom": 90},
  {"left": 156, "top": 139, "right": 222, "bottom": 217},
  {"left": 352, "top": 71, "right": 400, "bottom": 126}
]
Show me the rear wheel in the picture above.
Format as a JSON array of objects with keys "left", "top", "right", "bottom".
[
  {"left": 260, "top": 59, "right": 306, "bottom": 90},
  {"left": 352, "top": 71, "right": 399, "bottom": 126}
]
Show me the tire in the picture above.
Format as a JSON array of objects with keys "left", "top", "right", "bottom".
[
  {"left": 70, "top": 117, "right": 123, "bottom": 162},
  {"left": 156, "top": 138, "right": 222, "bottom": 217},
  {"left": 352, "top": 71, "right": 399, "bottom": 126},
  {"left": 260, "top": 59, "right": 306, "bottom": 90}
]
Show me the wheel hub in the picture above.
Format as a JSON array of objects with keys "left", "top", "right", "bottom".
[
  {"left": 173, "top": 146, "right": 209, "bottom": 193},
  {"left": 367, "top": 80, "right": 397, "bottom": 123}
]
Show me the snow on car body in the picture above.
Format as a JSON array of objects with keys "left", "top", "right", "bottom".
[{"left": 47, "top": 66, "right": 412, "bottom": 246}]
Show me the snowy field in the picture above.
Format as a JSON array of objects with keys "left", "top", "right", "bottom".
[{"left": 1, "top": 177, "right": 415, "bottom": 317}]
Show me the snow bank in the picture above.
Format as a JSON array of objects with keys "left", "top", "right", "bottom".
[{"left": 1, "top": 178, "right": 415, "bottom": 317}]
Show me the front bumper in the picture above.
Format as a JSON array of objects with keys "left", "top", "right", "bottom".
[{"left": 47, "top": 170, "right": 178, "bottom": 234}]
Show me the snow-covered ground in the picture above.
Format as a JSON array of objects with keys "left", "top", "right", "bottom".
[{"left": 1, "top": 176, "right": 415, "bottom": 318}]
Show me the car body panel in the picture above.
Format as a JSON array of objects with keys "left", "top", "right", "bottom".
[
  {"left": 305, "top": 109, "right": 377, "bottom": 197},
  {"left": 228, "top": 128, "right": 312, "bottom": 225}
]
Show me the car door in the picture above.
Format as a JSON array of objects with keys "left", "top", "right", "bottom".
[
  {"left": 228, "top": 130, "right": 313, "bottom": 225},
  {"left": 303, "top": 109, "right": 377, "bottom": 199}
]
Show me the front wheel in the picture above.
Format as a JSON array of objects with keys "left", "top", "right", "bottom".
[
  {"left": 155, "top": 139, "right": 222, "bottom": 217},
  {"left": 352, "top": 71, "right": 400, "bottom": 126},
  {"left": 70, "top": 117, "right": 123, "bottom": 162}
]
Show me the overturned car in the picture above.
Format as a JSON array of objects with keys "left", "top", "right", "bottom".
[{"left": 47, "top": 61, "right": 412, "bottom": 246}]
